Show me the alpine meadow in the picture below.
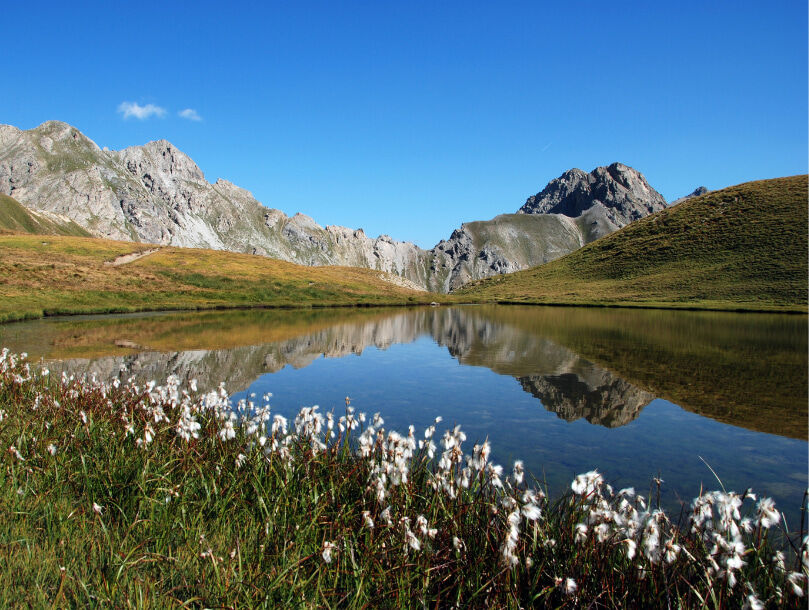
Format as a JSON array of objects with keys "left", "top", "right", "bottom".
[{"left": 0, "top": 2, "right": 806, "bottom": 608}]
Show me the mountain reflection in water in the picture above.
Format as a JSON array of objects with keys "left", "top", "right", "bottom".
[{"left": 1, "top": 305, "right": 805, "bottom": 439}]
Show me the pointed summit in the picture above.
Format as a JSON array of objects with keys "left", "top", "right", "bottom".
[{"left": 518, "top": 163, "right": 667, "bottom": 224}]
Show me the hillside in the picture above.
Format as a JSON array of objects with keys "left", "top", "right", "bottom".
[
  {"left": 458, "top": 175, "right": 808, "bottom": 311},
  {"left": 0, "top": 234, "right": 437, "bottom": 323},
  {"left": 0, "top": 193, "right": 90, "bottom": 237}
]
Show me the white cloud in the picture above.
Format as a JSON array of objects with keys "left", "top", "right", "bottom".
[
  {"left": 178, "top": 108, "right": 202, "bottom": 122},
  {"left": 118, "top": 101, "right": 167, "bottom": 120}
]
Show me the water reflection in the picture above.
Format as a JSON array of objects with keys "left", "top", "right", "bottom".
[
  {"left": 2, "top": 305, "right": 806, "bottom": 521},
  {"left": 2, "top": 305, "right": 804, "bottom": 439}
]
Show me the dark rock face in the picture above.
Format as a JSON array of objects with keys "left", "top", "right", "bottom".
[
  {"left": 518, "top": 162, "right": 668, "bottom": 226},
  {"left": 669, "top": 186, "right": 709, "bottom": 206}
]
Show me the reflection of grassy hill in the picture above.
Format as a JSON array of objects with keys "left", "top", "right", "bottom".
[
  {"left": 458, "top": 176, "right": 808, "bottom": 311},
  {"left": 0, "top": 194, "right": 90, "bottom": 237},
  {"left": 3, "top": 308, "right": 398, "bottom": 360},
  {"left": 463, "top": 306, "right": 807, "bottom": 439},
  {"left": 0, "top": 235, "right": 437, "bottom": 322}
]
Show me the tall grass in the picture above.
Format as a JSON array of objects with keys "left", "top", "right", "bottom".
[{"left": 0, "top": 348, "right": 805, "bottom": 607}]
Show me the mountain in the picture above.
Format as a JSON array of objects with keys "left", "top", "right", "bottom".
[
  {"left": 0, "top": 193, "right": 90, "bottom": 236},
  {"left": 0, "top": 121, "right": 429, "bottom": 284},
  {"left": 518, "top": 162, "right": 667, "bottom": 234},
  {"left": 0, "top": 121, "right": 667, "bottom": 292},
  {"left": 669, "top": 186, "right": 709, "bottom": 206},
  {"left": 428, "top": 163, "right": 668, "bottom": 291},
  {"left": 459, "top": 175, "right": 808, "bottom": 310}
]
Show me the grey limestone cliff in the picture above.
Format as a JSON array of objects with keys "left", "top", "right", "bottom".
[{"left": 0, "top": 121, "right": 429, "bottom": 284}]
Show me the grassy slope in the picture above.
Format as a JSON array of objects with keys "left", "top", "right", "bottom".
[
  {"left": 0, "top": 234, "right": 438, "bottom": 322},
  {"left": 458, "top": 175, "right": 808, "bottom": 311},
  {"left": 0, "top": 194, "right": 91, "bottom": 237}
]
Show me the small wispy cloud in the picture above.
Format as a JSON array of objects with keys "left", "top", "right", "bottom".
[
  {"left": 178, "top": 108, "right": 202, "bottom": 122},
  {"left": 118, "top": 101, "right": 167, "bottom": 120},
  {"left": 541, "top": 142, "right": 552, "bottom": 152}
]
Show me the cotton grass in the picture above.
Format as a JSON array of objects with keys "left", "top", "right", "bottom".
[{"left": 0, "top": 348, "right": 805, "bottom": 607}]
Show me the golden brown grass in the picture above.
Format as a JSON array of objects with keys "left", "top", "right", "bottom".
[{"left": 0, "top": 234, "right": 439, "bottom": 322}]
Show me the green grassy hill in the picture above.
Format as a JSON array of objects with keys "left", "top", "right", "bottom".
[
  {"left": 0, "top": 193, "right": 91, "bottom": 237},
  {"left": 0, "top": 234, "right": 438, "bottom": 322},
  {"left": 458, "top": 175, "right": 808, "bottom": 311}
]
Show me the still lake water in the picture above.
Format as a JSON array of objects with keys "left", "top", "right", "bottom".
[{"left": 1, "top": 305, "right": 806, "bottom": 524}]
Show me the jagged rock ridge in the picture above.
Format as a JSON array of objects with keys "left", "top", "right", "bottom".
[
  {"left": 0, "top": 121, "right": 669, "bottom": 292},
  {"left": 0, "top": 121, "right": 430, "bottom": 286}
]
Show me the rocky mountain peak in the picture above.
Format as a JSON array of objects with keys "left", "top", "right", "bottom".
[
  {"left": 0, "top": 124, "right": 22, "bottom": 148},
  {"left": 518, "top": 162, "right": 667, "bottom": 224},
  {"left": 30, "top": 120, "right": 101, "bottom": 152},
  {"left": 669, "top": 186, "right": 709, "bottom": 206},
  {"left": 114, "top": 140, "right": 205, "bottom": 183}
]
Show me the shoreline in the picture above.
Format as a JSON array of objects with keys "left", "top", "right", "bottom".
[{"left": 1, "top": 296, "right": 805, "bottom": 326}]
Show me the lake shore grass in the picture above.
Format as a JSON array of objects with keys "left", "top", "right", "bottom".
[{"left": 0, "top": 349, "right": 806, "bottom": 607}]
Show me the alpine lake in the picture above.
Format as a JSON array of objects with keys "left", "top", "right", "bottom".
[{"left": 1, "top": 305, "right": 806, "bottom": 526}]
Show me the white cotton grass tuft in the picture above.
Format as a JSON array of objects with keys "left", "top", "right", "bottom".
[
  {"left": 755, "top": 497, "right": 780, "bottom": 529},
  {"left": 321, "top": 541, "right": 336, "bottom": 563},
  {"left": 555, "top": 576, "right": 577, "bottom": 596}
]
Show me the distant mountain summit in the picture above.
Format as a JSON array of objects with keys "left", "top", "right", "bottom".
[
  {"left": 669, "top": 186, "right": 709, "bottom": 206},
  {"left": 518, "top": 163, "right": 667, "bottom": 238},
  {"left": 0, "top": 121, "right": 667, "bottom": 292}
]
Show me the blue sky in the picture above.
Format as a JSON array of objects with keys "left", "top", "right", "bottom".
[{"left": 3, "top": 1, "right": 806, "bottom": 247}]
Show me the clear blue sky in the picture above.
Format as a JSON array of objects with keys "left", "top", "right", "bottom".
[{"left": 3, "top": 1, "right": 806, "bottom": 247}]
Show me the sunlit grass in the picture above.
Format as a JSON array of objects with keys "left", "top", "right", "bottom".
[
  {"left": 0, "top": 349, "right": 806, "bottom": 607},
  {"left": 0, "top": 235, "right": 440, "bottom": 322}
]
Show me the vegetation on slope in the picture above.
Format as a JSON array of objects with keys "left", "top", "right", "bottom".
[
  {"left": 458, "top": 176, "right": 808, "bottom": 311},
  {"left": 0, "top": 234, "right": 437, "bottom": 322},
  {"left": 0, "top": 194, "right": 90, "bottom": 237},
  {"left": 0, "top": 350, "right": 806, "bottom": 607}
]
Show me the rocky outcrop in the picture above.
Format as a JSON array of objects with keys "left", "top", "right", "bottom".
[
  {"left": 425, "top": 214, "right": 586, "bottom": 292},
  {"left": 518, "top": 162, "right": 667, "bottom": 241},
  {"left": 0, "top": 122, "right": 668, "bottom": 292},
  {"left": 669, "top": 186, "right": 709, "bottom": 206},
  {"left": 425, "top": 163, "right": 669, "bottom": 291}
]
